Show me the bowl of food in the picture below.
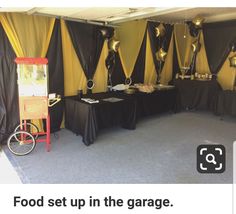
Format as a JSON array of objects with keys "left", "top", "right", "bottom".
[
  {"left": 135, "top": 84, "right": 155, "bottom": 93},
  {"left": 124, "top": 88, "right": 136, "bottom": 94}
]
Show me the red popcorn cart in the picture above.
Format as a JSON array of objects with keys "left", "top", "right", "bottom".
[{"left": 7, "top": 58, "right": 61, "bottom": 156}]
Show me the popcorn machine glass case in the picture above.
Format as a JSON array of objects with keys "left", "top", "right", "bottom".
[{"left": 15, "top": 58, "right": 49, "bottom": 120}]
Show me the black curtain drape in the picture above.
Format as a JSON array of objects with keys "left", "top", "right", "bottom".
[
  {"left": 131, "top": 30, "right": 147, "bottom": 84},
  {"left": 163, "top": 23, "right": 173, "bottom": 51},
  {"left": 66, "top": 21, "right": 106, "bottom": 80},
  {"left": 169, "top": 37, "right": 180, "bottom": 84},
  {"left": 44, "top": 19, "right": 64, "bottom": 133},
  {"left": 147, "top": 21, "right": 173, "bottom": 76},
  {"left": 203, "top": 20, "right": 236, "bottom": 75},
  {"left": 110, "top": 31, "right": 147, "bottom": 86},
  {"left": 0, "top": 24, "right": 18, "bottom": 144},
  {"left": 148, "top": 21, "right": 161, "bottom": 74},
  {"left": 111, "top": 52, "right": 126, "bottom": 85}
]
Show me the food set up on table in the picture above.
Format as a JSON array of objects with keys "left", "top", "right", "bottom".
[
  {"left": 79, "top": 82, "right": 175, "bottom": 104},
  {"left": 118, "top": 83, "right": 174, "bottom": 93},
  {"left": 65, "top": 82, "right": 177, "bottom": 145},
  {"left": 175, "top": 70, "right": 213, "bottom": 81}
]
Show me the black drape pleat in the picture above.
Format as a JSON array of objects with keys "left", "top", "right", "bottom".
[
  {"left": 147, "top": 21, "right": 173, "bottom": 77},
  {"left": 163, "top": 23, "right": 173, "bottom": 51},
  {"left": 111, "top": 52, "right": 126, "bottom": 85},
  {"left": 66, "top": 21, "right": 105, "bottom": 80},
  {"left": 147, "top": 21, "right": 161, "bottom": 74},
  {"left": 203, "top": 20, "right": 236, "bottom": 74},
  {"left": 0, "top": 24, "right": 19, "bottom": 144},
  {"left": 190, "top": 51, "right": 198, "bottom": 75},
  {"left": 169, "top": 37, "right": 180, "bottom": 84},
  {"left": 131, "top": 30, "right": 147, "bottom": 84},
  {"left": 44, "top": 19, "right": 64, "bottom": 133}
]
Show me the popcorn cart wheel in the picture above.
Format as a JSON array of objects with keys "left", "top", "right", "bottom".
[
  {"left": 7, "top": 57, "right": 61, "bottom": 156},
  {"left": 7, "top": 130, "right": 36, "bottom": 156},
  {"left": 14, "top": 122, "right": 39, "bottom": 140}
]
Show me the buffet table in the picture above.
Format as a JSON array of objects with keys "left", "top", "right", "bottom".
[
  {"left": 174, "top": 79, "right": 222, "bottom": 111},
  {"left": 65, "top": 88, "right": 177, "bottom": 145},
  {"left": 215, "top": 90, "right": 236, "bottom": 117},
  {"left": 65, "top": 93, "right": 136, "bottom": 145},
  {"left": 135, "top": 89, "right": 177, "bottom": 117}
]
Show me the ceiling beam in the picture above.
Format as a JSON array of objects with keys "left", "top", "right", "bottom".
[
  {"left": 33, "top": 12, "right": 119, "bottom": 27},
  {"left": 109, "top": 7, "right": 194, "bottom": 24},
  {"left": 206, "top": 12, "right": 236, "bottom": 23},
  {"left": 26, "top": 7, "right": 43, "bottom": 15}
]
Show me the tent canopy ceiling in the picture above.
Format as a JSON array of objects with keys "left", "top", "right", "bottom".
[{"left": 1, "top": 7, "right": 236, "bottom": 25}]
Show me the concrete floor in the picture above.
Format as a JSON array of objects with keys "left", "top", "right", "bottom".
[
  {"left": 0, "top": 150, "right": 21, "bottom": 183},
  {"left": 2, "top": 112, "right": 234, "bottom": 184}
]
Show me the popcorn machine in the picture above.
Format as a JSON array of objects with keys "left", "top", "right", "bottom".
[{"left": 7, "top": 58, "right": 60, "bottom": 156}]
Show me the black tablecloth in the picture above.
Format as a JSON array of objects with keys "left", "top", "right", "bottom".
[
  {"left": 65, "top": 92, "right": 136, "bottom": 145},
  {"left": 134, "top": 89, "right": 177, "bottom": 117},
  {"left": 174, "top": 79, "right": 222, "bottom": 111},
  {"left": 215, "top": 90, "right": 236, "bottom": 116},
  {"left": 65, "top": 89, "right": 177, "bottom": 145}
]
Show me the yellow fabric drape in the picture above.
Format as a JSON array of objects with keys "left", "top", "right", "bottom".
[
  {"left": 161, "top": 34, "right": 174, "bottom": 84},
  {"left": 0, "top": 13, "right": 55, "bottom": 131},
  {"left": 144, "top": 32, "right": 157, "bottom": 84},
  {"left": 93, "top": 42, "right": 108, "bottom": 93},
  {"left": 195, "top": 31, "right": 211, "bottom": 74},
  {"left": 0, "top": 14, "right": 24, "bottom": 56},
  {"left": 217, "top": 52, "right": 235, "bottom": 90},
  {"left": 174, "top": 24, "right": 234, "bottom": 89},
  {"left": 61, "top": 20, "right": 87, "bottom": 96},
  {"left": 174, "top": 25, "right": 234, "bottom": 89},
  {"left": 0, "top": 13, "right": 55, "bottom": 57},
  {"left": 144, "top": 32, "right": 174, "bottom": 85},
  {"left": 61, "top": 20, "right": 108, "bottom": 95},
  {"left": 174, "top": 24, "right": 195, "bottom": 69},
  {"left": 194, "top": 31, "right": 234, "bottom": 89},
  {"left": 60, "top": 20, "right": 108, "bottom": 128},
  {"left": 116, "top": 20, "right": 147, "bottom": 78}
]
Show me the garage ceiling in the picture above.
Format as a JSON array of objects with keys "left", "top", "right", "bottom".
[{"left": 0, "top": 7, "right": 236, "bottom": 25}]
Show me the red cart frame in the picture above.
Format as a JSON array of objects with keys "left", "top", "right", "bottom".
[{"left": 6, "top": 57, "right": 60, "bottom": 155}]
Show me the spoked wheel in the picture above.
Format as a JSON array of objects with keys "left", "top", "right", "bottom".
[
  {"left": 7, "top": 131, "right": 36, "bottom": 156},
  {"left": 14, "top": 122, "right": 39, "bottom": 140}
]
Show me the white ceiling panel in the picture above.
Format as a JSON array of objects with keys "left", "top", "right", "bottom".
[
  {"left": 0, "top": 7, "right": 33, "bottom": 12},
  {"left": 68, "top": 8, "right": 130, "bottom": 20},
  {"left": 1, "top": 7, "right": 236, "bottom": 24},
  {"left": 149, "top": 7, "right": 236, "bottom": 23},
  {"left": 36, "top": 7, "right": 159, "bottom": 23},
  {"left": 35, "top": 8, "right": 90, "bottom": 17}
]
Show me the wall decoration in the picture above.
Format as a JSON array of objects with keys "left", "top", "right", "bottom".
[{"left": 148, "top": 21, "right": 173, "bottom": 84}]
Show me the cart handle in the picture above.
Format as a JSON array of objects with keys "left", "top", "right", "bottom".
[{"left": 48, "top": 95, "right": 61, "bottom": 107}]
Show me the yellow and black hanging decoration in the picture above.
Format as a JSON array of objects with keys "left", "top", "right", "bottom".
[
  {"left": 105, "top": 29, "right": 120, "bottom": 90},
  {"left": 189, "top": 16, "right": 204, "bottom": 78},
  {"left": 192, "top": 16, "right": 205, "bottom": 29},
  {"left": 154, "top": 24, "right": 168, "bottom": 84},
  {"left": 108, "top": 38, "right": 120, "bottom": 52},
  {"left": 156, "top": 48, "right": 167, "bottom": 62},
  {"left": 155, "top": 24, "right": 166, "bottom": 38},
  {"left": 191, "top": 39, "right": 201, "bottom": 53}
]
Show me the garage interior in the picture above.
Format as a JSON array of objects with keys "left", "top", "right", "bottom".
[{"left": 0, "top": 7, "right": 236, "bottom": 183}]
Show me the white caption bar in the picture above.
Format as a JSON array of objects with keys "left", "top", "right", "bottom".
[{"left": 0, "top": 184, "right": 232, "bottom": 214}]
